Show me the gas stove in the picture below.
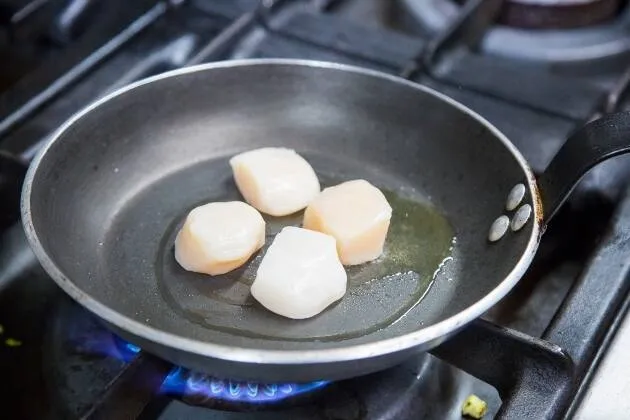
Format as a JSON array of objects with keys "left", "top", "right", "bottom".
[{"left": 1, "top": 0, "right": 630, "bottom": 419}]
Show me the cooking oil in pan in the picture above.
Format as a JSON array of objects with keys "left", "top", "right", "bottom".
[{"left": 157, "top": 188, "right": 454, "bottom": 342}]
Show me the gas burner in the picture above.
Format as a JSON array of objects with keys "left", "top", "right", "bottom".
[
  {"left": 161, "top": 367, "right": 329, "bottom": 408},
  {"left": 113, "top": 337, "right": 330, "bottom": 409},
  {"left": 398, "top": 0, "right": 630, "bottom": 69},
  {"left": 48, "top": 298, "right": 330, "bottom": 414},
  {"left": 45, "top": 298, "right": 498, "bottom": 417}
]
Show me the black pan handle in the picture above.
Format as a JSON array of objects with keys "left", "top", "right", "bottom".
[{"left": 538, "top": 111, "right": 630, "bottom": 224}]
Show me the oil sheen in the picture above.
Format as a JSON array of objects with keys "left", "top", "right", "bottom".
[{"left": 156, "top": 187, "right": 454, "bottom": 342}]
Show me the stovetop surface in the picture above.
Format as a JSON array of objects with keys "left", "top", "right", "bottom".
[{"left": 1, "top": 0, "right": 630, "bottom": 419}]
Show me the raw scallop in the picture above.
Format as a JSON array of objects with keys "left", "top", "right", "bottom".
[
  {"left": 174, "top": 201, "right": 265, "bottom": 275},
  {"left": 250, "top": 226, "right": 347, "bottom": 319},
  {"left": 229, "top": 147, "right": 320, "bottom": 216},
  {"left": 303, "top": 179, "right": 392, "bottom": 265}
]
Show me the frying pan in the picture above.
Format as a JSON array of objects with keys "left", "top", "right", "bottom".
[{"left": 21, "top": 60, "right": 630, "bottom": 382}]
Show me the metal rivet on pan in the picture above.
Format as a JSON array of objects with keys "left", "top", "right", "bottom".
[
  {"left": 488, "top": 215, "right": 510, "bottom": 242},
  {"left": 506, "top": 183, "right": 526, "bottom": 211},
  {"left": 511, "top": 204, "right": 532, "bottom": 232}
]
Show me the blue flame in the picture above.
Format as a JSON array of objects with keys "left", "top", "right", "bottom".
[
  {"left": 110, "top": 335, "right": 143, "bottom": 362},
  {"left": 160, "top": 367, "right": 328, "bottom": 403},
  {"left": 124, "top": 342, "right": 141, "bottom": 354},
  {"left": 71, "top": 330, "right": 139, "bottom": 362},
  {"left": 113, "top": 336, "right": 329, "bottom": 403}
]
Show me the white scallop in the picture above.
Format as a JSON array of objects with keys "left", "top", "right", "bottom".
[
  {"left": 511, "top": 204, "right": 532, "bottom": 232},
  {"left": 488, "top": 215, "right": 510, "bottom": 242},
  {"left": 230, "top": 148, "right": 320, "bottom": 216},
  {"left": 506, "top": 183, "right": 526, "bottom": 211},
  {"left": 174, "top": 201, "right": 265, "bottom": 276},
  {"left": 251, "top": 227, "right": 347, "bottom": 319},
  {"left": 303, "top": 179, "right": 392, "bottom": 266}
]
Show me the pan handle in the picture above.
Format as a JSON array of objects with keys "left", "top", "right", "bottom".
[{"left": 538, "top": 111, "right": 630, "bottom": 224}]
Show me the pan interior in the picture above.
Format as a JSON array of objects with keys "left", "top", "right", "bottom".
[
  {"left": 27, "top": 62, "right": 534, "bottom": 352},
  {"left": 123, "top": 155, "right": 455, "bottom": 342}
]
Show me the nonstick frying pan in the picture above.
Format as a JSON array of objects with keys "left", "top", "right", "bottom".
[{"left": 21, "top": 60, "right": 630, "bottom": 382}]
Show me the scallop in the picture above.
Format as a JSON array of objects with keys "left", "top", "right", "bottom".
[
  {"left": 174, "top": 201, "right": 265, "bottom": 276},
  {"left": 229, "top": 147, "right": 320, "bottom": 216},
  {"left": 250, "top": 227, "right": 347, "bottom": 319},
  {"left": 303, "top": 179, "right": 392, "bottom": 265}
]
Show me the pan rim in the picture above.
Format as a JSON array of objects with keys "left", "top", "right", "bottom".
[{"left": 21, "top": 58, "right": 542, "bottom": 366}]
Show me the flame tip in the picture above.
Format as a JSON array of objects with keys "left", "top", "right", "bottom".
[{"left": 112, "top": 336, "right": 329, "bottom": 404}]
